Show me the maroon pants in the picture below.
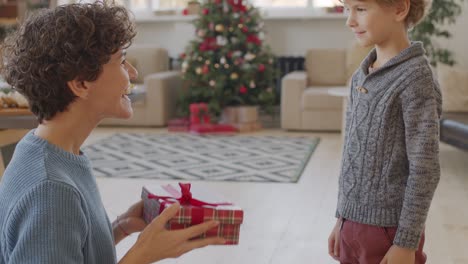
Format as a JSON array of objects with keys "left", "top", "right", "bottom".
[{"left": 339, "top": 219, "right": 427, "bottom": 264}]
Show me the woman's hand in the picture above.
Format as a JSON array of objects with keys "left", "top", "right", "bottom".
[
  {"left": 113, "top": 200, "right": 147, "bottom": 244},
  {"left": 119, "top": 203, "right": 226, "bottom": 264}
]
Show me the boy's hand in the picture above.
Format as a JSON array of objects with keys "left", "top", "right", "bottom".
[
  {"left": 379, "top": 245, "right": 415, "bottom": 264},
  {"left": 328, "top": 218, "right": 342, "bottom": 261}
]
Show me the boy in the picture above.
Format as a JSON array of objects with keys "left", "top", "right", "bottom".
[{"left": 328, "top": 0, "right": 441, "bottom": 263}]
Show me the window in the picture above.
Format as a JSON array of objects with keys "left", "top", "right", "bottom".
[
  {"left": 150, "top": 0, "right": 188, "bottom": 10},
  {"left": 252, "top": 0, "right": 308, "bottom": 8}
]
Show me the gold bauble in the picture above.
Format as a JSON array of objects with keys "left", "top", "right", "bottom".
[
  {"left": 230, "top": 73, "right": 239, "bottom": 80},
  {"left": 215, "top": 24, "right": 225, "bottom": 32}
]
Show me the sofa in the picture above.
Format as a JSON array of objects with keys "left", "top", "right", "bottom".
[
  {"left": 437, "top": 64, "right": 468, "bottom": 151},
  {"left": 99, "top": 45, "right": 182, "bottom": 127},
  {"left": 281, "top": 42, "right": 372, "bottom": 131}
]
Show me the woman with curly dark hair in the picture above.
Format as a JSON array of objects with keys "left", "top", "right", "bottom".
[{"left": 0, "top": 2, "right": 224, "bottom": 264}]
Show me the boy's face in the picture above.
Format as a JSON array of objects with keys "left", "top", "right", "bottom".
[{"left": 344, "top": 0, "right": 404, "bottom": 47}]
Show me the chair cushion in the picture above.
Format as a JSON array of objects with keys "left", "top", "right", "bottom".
[
  {"left": 437, "top": 64, "right": 468, "bottom": 112},
  {"left": 305, "top": 49, "right": 347, "bottom": 86},
  {"left": 302, "top": 87, "right": 343, "bottom": 110}
]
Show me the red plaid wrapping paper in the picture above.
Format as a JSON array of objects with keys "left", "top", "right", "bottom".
[{"left": 141, "top": 184, "right": 243, "bottom": 245}]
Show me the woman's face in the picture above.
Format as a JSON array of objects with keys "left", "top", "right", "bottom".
[{"left": 84, "top": 49, "right": 138, "bottom": 121}]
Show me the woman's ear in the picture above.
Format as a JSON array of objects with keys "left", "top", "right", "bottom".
[
  {"left": 395, "top": 0, "right": 410, "bottom": 23},
  {"left": 67, "top": 79, "right": 91, "bottom": 99}
]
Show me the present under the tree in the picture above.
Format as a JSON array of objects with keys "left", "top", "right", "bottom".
[
  {"left": 168, "top": 118, "right": 190, "bottom": 132},
  {"left": 220, "top": 106, "right": 262, "bottom": 132},
  {"left": 141, "top": 183, "right": 244, "bottom": 245}
]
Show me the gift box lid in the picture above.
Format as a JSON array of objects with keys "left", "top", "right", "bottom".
[{"left": 142, "top": 183, "right": 244, "bottom": 225}]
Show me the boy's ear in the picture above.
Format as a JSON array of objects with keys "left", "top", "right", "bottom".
[
  {"left": 67, "top": 79, "right": 91, "bottom": 99},
  {"left": 395, "top": 0, "right": 410, "bottom": 23}
]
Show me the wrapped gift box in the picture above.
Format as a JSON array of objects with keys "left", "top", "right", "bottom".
[
  {"left": 189, "top": 123, "right": 237, "bottom": 134},
  {"left": 233, "top": 121, "right": 262, "bottom": 133},
  {"left": 168, "top": 118, "right": 190, "bottom": 132},
  {"left": 141, "top": 183, "right": 243, "bottom": 245}
]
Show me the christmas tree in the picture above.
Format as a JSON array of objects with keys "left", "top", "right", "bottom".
[{"left": 178, "top": 0, "right": 277, "bottom": 118}]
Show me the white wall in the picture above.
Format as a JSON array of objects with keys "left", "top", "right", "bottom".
[
  {"left": 133, "top": 4, "right": 468, "bottom": 67},
  {"left": 440, "top": 1, "right": 468, "bottom": 67},
  {"left": 133, "top": 16, "right": 354, "bottom": 58}
]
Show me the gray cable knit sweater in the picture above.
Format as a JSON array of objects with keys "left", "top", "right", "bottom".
[{"left": 336, "top": 42, "right": 442, "bottom": 250}]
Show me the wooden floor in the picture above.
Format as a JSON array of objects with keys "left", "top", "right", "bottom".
[{"left": 77, "top": 127, "right": 468, "bottom": 263}]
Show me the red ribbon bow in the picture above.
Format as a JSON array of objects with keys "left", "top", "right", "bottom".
[{"left": 147, "top": 183, "right": 233, "bottom": 213}]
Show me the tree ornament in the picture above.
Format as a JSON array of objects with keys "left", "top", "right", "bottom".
[
  {"left": 239, "top": 85, "right": 247, "bottom": 94},
  {"left": 198, "top": 56, "right": 203, "bottom": 61},
  {"left": 214, "top": 63, "right": 220, "bottom": 68},
  {"left": 197, "top": 29, "right": 206, "bottom": 37},
  {"left": 205, "top": 60, "right": 211, "bottom": 65},
  {"left": 244, "top": 53, "right": 256, "bottom": 61},
  {"left": 258, "top": 64, "right": 265, "bottom": 72},
  {"left": 230, "top": 72, "right": 239, "bottom": 80},
  {"left": 182, "top": 9, "right": 189, "bottom": 16},
  {"left": 202, "top": 65, "right": 209, "bottom": 74},
  {"left": 216, "top": 36, "right": 227, "bottom": 46},
  {"left": 249, "top": 81, "right": 256, "bottom": 88},
  {"left": 182, "top": 61, "right": 189, "bottom": 69},
  {"left": 196, "top": 67, "right": 202, "bottom": 74},
  {"left": 215, "top": 24, "right": 225, "bottom": 32},
  {"left": 203, "top": 8, "right": 209, "bottom": 15},
  {"left": 220, "top": 57, "right": 226, "bottom": 64},
  {"left": 224, "top": 64, "right": 230, "bottom": 69},
  {"left": 209, "top": 80, "right": 216, "bottom": 87},
  {"left": 233, "top": 51, "right": 242, "bottom": 57}
]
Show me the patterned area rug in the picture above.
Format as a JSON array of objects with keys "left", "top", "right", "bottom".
[{"left": 84, "top": 133, "right": 320, "bottom": 183}]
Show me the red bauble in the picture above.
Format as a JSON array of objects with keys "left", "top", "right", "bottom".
[
  {"left": 258, "top": 64, "right": 266, "bottom": 72},
  {"left": 199, "top": 37, "right": 218, "bottom": 51},
  {"left": 182, "top": 9, "right": 189, "bottom": 16},
  {"left": 241, "top": 27, "right": 249, "bottom": 33},
  {"left": 203, "top": 8, "right": 209, "bottom": 15},
  {"left": 247, "top": 34, "right": 261, "bottom": 45},
  {"left": 239, "top": 86, "right": 248, "bottom": 94},
  {"left": 202, "top": 65, "right": 210, "bottom": 74}
]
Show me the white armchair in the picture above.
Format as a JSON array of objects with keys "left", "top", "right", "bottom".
[{"left": 281, "top": 42, "right": 372, "bottom": 131}]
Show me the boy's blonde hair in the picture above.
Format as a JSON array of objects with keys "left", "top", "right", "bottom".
[{"left": 379, "top": 0, "right": 432, "bottom": 28}]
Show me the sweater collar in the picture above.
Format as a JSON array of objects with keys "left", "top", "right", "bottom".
[{"left": 360, "top": 42, "right": 426, "bottom": 75}]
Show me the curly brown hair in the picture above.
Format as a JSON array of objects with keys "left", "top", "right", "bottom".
[{"left": 0, "top": 1, "right": 136, "bottom": 122}]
